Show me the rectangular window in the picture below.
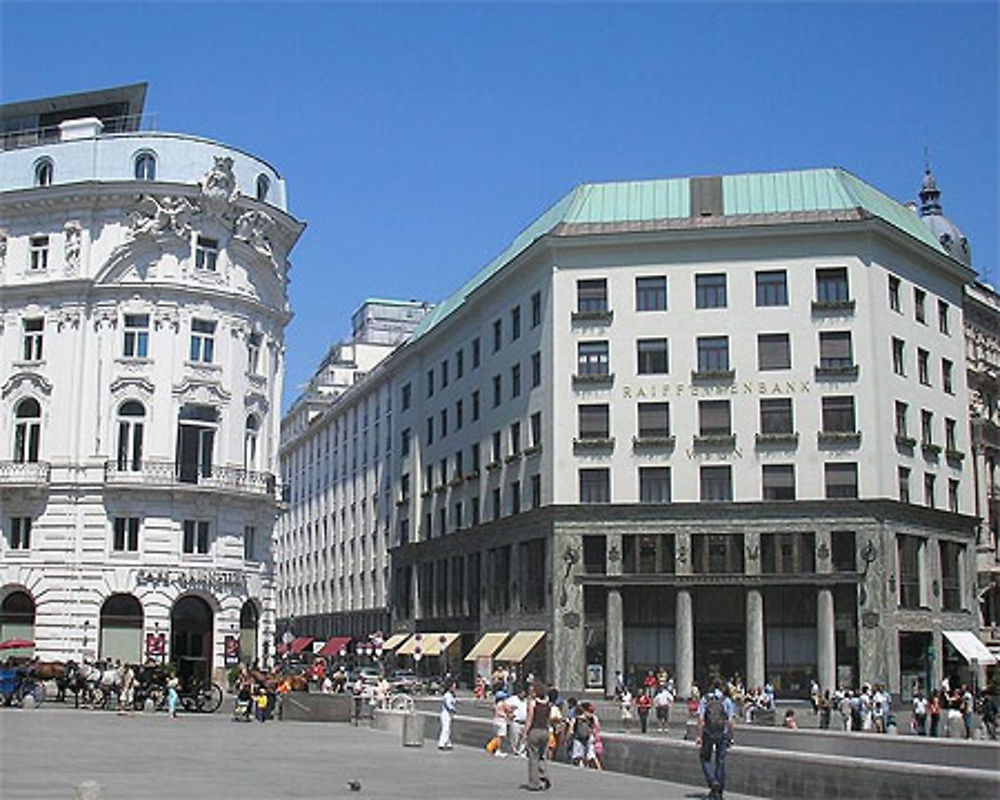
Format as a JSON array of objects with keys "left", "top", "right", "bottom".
[
  {"left": 898, "top": 466, "right": 910, "bottom": 503},
  {"left": 695, "top": 273, "right": 727, "bottom": 308},
  {"left": 455, "top": 348, "right": 464, "bottom": 379},
  {"left": 29, "top": 235, "right": 49, "bottom": 270},
  {"left": 426, "top": 368, "right": 434, "bottom": 398},
  {"left": 531, "top": 351, "right": 541, "bottom": 387},
  {"left": 578, "top": 404, "right": 610, "bottom": 440},
  {"left": 531, "top": 291, "right": 542, "bottom": 327},
  {"left": 123, "top": 314, "right": 150, "bottom": 358},
  {"left": 189, "top": 318, "right": 216, "bottom": 363},
  {"left": 578, "top": 341, "right": 609, "bottom": 375},
  {"left": 491, "top": 430, "right": 502, "bottom": 463},
  {"left": 924, "top": 473, "right": 936, "bottom": 509},
  {"left": 892, "top": 338, "right": 906, "bottom": 375},
  {"left": 511, "top": 306, "right": 521, "bottom": 341},
  {"left": 9, "top": 517, "right": 32, "bottom": 550},
  {"left": 22, "top": 318, "right": 44, "bottom": 361},
  {"left": 822, "top": 396, "right": 856, "bottom": 432},
  {"left": 471, "top": 390, "right": 480, "bottom": 421},
  {"left": 921, "top": 409, "right": 934, "bottom": 445},
  {"left": 472, "top": 337, "right": 481, "bottom": 368},
  {"left": 401, "top": 383, "right": 411, "bottom": 410},
  {"left": 510, "top": 481, "right": 521, "bottom": 515},
  {"left": 426, "top": 416, "right": 434, "bottom": 444},
  {"left": 243, "top": 525, "right": 256, "bottom": 561},
  {"left": 455, "top": 399, "right": 463, "bottom": 430},
  {"left": 246, "top": 332, "right": 261, "bottom": 374},
  {"left": 439, "top": 408, "right": 448, "bottom": 438},
  {"left": 819, "top": 331, "right": 852, "bottom": 369},
  {"left": 691, "top": 533, "right": 744, "bottom": 574},
  {"left": 182, "top": 519, "right": 210, "bottom": 554},
  {"left": 914, "top": 288, "right": 926, "bottom": 324},
  {"left": 509, "top": 422, "right": 521, "bottom": 455},
  {"left": 440, "top": 359, "right": 449, "bottom": 388},
  {"left": 816, "top": 267, "right": 849, "bottom": 303},
  {"left": 113, "top": 517, "right": 140, "bottom": 552},
  {"left": 195, "top": 236, "right": 218, "bottom": 271},
  {"left": 938, "top": 300, "right": 950, "bottom": 334},
  {"left": 696, "top": 336, "right": 729, "bottom": 372},
  {"left": 759, "top": 398, "right": 793, "bottom": 434},
  {"left": 895, "top": 401, "right": 909, "bottom": 438},
  {"left": 492, "top": 374, "right": 502, "bottom": 407},
  {"left": 824, "top": 463, "right": 858, "bottom": 498},
  {"left": 700, "top": 466, "right": 733, "bottom": 501},
  {"left": 531, "top": 474, "right": 541, "bottom": 508},
  {"left": 637, "top": 338, "right": 669, "bottom": 374},
  {"left": 940, "top": 540, "right": 963, "bottom": 609},
  {"left": 511, "top": 364, "right": 521, "bottom": 398},
  {"left": 579, "top": 468, "right": 610, "bottom": 503},
  {"left": 942, "top": 359, "right": 953, "bottom": 394},
  {"left": 471, "top": 442, "right": 481, "bottom": 472},
  {"left": 577, "top": 278, "right": 608, "bottom": 313},
  {"left": 918, "top": 348, "right": 930, "bottom": 385},
  {"left": 948, "top": 479, "right": 960, "bottom": 513},
  {"left": 762, "top": 465, "right": 796, "bottom": 500},
  {"left": 831, "top": 530, "right": 856, "bottom": 571},
  {"left": 638, "top": 402, "right": 670, "bottom": 438},
  {"left": 889, "top": 275, "right": 901, "bottom": 312},
  {"left": 493, "top": 318, "right": 502, "bottom": 352},
  {"left": 636, "top": 276, "right": 667, "bottom": 311},
  {"left": 453, "top": 502, "right": 463, "bottom": 530},
  {"left": 898, "top": 534, "right": 923, "bottom": 608},
  {"left": 945, "top": 418, "right": 957, "bottom": 452},
  {"left": 757, "top": 333, "right": 791, "bottom": 370},
  {"left": 471, "top": 497, "right": 481, "bottom": 526},
  {"left": 492, "top": 488, "right": 502, "bottom": 520},
  {"left": 639, "top": 467, "right": 671, "bottom": 502},
  {"left": 755, "top": 270, "right": 788, "bottom": 306},
  {"left": 698, "top": 400, "right": 731, "bottom": 436},
  {"left": 439, "top": 458, "right": 448, "bottom": 486}
]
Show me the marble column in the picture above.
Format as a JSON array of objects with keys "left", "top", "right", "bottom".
[
  {"left": 676, "top": 588, "right": 693, "bottom": 699},
  {"left": 746, "top": 588, "right": 765, "bottom": 690},
  {"left": 605, "top": 587, "right": 624, "bottom": 697},
  {"left": 817, "top": 588, "right": 836, "bottom": 691}
]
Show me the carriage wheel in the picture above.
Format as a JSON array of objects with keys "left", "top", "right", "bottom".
[
  {"left": 153, "top": 689, "right": 167, "bottom": 711},
  {"left": 390, "top": 693, "right": 415, "bottom": 713},
  {"left": 92, "top": 687, "right": 106, "bottom": 709},
  {"left": 198, "top": 683, "right": 224, "bottom": 713},
  {"left": 31, "top": 682, "right": 45, "bottom": 705}
]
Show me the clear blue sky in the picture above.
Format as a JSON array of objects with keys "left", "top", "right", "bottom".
[{"left": 3, "top": 2, "right": 997, "bottom": 407}]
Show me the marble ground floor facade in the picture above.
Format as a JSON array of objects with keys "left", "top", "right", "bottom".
[
  {"left": 0, "top": 474, "right": 277, "bottom": 682},
  {"left": 390, "top": 501, "right": 982, "bottom": 698}
]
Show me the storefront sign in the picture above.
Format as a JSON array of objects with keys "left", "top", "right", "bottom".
[
  {"left": 135, "top": 568, "right": 247, "bottom": 593},
  {"left": 224, "top": 635, "right": 240, "bottom": 665},
  {"left": 145, "top": 632, "right": 166, "bottom": 657},
  {"left": 621, "top": 379, "right": 812, "bottom": 400}
]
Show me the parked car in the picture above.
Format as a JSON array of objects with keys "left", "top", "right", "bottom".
[
  {"left": 357, "top": 667, "right": 381, "bottom": 686},
  {"left": 389, "top": 669, "right": 423, "bottom": 694}
]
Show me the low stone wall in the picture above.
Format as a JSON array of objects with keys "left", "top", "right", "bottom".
[
  {"left": 404, "top": 711, "right": 1000, "bottom": 800},
  {"left": 281, "top": 692, "right": 353, "bottom": 722}
]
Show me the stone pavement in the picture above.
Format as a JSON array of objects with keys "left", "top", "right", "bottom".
[{"left": 0, "top": 705, "right": 763, "bottom": 800}]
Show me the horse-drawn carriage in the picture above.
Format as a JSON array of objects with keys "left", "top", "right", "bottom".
[{"left": 0, "top": 664, "right": 45, "bottom": 707}]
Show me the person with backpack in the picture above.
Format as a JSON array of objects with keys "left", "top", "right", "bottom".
[
  {"left": 569, "top": 703, "right": 594, "bottom": 767},
  {"left": 695, "top": 677, "right": 735, "bottom": 800}
]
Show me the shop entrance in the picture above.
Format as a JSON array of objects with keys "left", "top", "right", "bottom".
[
  {"left": 100, "top": 593, "right": 143, "bottom": 664},
  {"left": 0, "top": 590, "right": 35, "bottom": 657},
  {"left": 694, "top": 586, "right": 745, "bottom": 689},
  {"left": 171, "top": 595, "right": 213, "bottom": 683},
  {"left": 239, "top": 600, "right": 259, "bottom": 666}
]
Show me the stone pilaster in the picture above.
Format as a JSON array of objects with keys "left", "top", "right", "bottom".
[
  {"left": 746, "top": 588, "right": 765, "bottom": 690},
  {"left": 605, "top": 587, "right": 624, "bottom": 697},
  {"left": 552, "top": 531, "right": 585, "bottom": 694},
  {"left": 676, "top": 588, "right": 694, "bottom": 698}
]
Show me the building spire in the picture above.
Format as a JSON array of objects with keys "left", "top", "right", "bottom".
[{"left": 919, "top": 150, "right": 942, "bottom": 216}]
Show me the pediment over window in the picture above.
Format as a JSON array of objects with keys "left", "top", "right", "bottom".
[
  {"left": 110, "top": 376, "right": 156, "bottom": 400},
  {"left": 172, "top": 378, "right": 231, "bottom": 404},
  {"left": 2, "top": 371, "right": 53, "bottom": 399},
  {"left": 244, "top": 391, "right": 270, "bottom": 417}
]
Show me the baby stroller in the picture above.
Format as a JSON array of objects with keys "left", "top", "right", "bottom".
[{"left": 232, "top": 686, "right": 252, "bottom": 722}]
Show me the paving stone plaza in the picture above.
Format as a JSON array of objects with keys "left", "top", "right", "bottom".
[{"left": 0, "top": 705, "right": 761, "bottom": 800}]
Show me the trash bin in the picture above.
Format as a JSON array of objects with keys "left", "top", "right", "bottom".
[{"left": 402, "top": 711, "right": 425, "bottom": 747}]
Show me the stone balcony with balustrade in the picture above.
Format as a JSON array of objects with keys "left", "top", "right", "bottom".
[
  {"left": 0, "top": 461, "right": 51, "bottom": 490},
  {"left": 104, "top": 459, "right": 280, "bottom": 502}
]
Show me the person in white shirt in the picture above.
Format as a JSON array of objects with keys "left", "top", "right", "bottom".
[
  {"left": 912, "top": 691, "right": 928, "bottom": 735},
  {"left": 507, "top": 689, "right": 528, "bottom": 755},
  {"left": 653, "top": 686, "right": 673, "bottom": 732}
]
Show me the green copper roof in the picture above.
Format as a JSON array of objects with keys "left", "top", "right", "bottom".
[{"left": 412, "top": 167, "right": 950, "bottom": 339}]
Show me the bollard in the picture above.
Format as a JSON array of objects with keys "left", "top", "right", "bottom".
[
  {"left": 22, "top": 695, "right": 36, "bottom": 710},
  {"left": 144, "top": 698, "right": 155, "bottom": 714},
  {"left": 402, "top": 711, "right": 425, "bottom": 746},
  {"left": 74, "top": 781, "right": 104, "bottom": 800}
]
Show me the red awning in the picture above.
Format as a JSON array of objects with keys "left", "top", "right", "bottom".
[
  {"left": 275, "top": 642, "right": 286, "bottom": 656},
  {"left": 290, "top": 636, "right": 315, "bottom": 654},
  {"left": 317, "top": 636, "right": 352, "bottom": 657}
]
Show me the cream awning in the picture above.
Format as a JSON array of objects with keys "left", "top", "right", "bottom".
[
  {"left": 464, "top": 632, "right": 510, "bottom": 662},
  {"left": 381, "top": 633, "right": 409, "bottom": 651},
  {"left": 422, "top": 633, "right": 460, "bottom": 657},
  {"left": 395, "top": 635, "right": 419, "bottom": 656},
  {"left": 494, "top": 630, "right": 545, "bottom": 663},
  {"left": 943, "top": 630, "right": 998, "bottom": 665}
]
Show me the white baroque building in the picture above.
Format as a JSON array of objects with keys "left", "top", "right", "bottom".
[
  {"left": 278, "top": 166, "right": 990, "bottom": 696},
  {"left": 0, "top": 84, "right": 304, "bottom": 680}
]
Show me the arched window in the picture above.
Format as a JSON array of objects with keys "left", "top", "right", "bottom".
[
  {"left": 34, "top": 158, "right": 53, "bottom": 187},
  {"left": 256, "top": 174, "right": 270, "bottom": 202},
  {"left": 117, "top": 400, "right": 146, "bottom": 471},
  {"left": 13, "top": 398, "right": 41, "bottom": 463},
  {"left": 134, "top": 152, "right": 157, "bottom": 181},
  {"left": 244, "top": 415, "right": 260, "bottom": 471}
]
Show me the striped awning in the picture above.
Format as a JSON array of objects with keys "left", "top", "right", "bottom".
[
  {"left": 381, "top": 633, "right": 409, "bottom": 651},
  {"left": 290, "top": 636, "right": 315, "bottom": 655},
  {"left": 397, "top": 632, "right": 459, "bottom": 656},
  {"left": 494, "top": 631, "right": 545, "bottom": 663},
  {"left": 317, "top": 636, "right": 352, "bottom": 657},
  {"left": 464, "top": 632, "right": 510, "bottom": 661}
]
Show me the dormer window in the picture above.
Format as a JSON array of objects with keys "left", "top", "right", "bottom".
[
  {"left": 256, "top": 174, "right": 270, "bottom": 202},
  {"left": 195, "top": 236, "right": 218, "bottom": 271},
  {"left": 134, "top": 152, "right": 156, "bottom": 181},
  {"left": 34, "top": 158, "right": 53, "bottom": 187}
]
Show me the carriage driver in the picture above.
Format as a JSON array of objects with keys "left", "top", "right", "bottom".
[{"left": 117, "top": 662, "right": 136, "bottom": 715}]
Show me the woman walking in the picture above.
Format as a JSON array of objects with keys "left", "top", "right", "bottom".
[{"left": 523, "top": 681, "right": 552, "bottom": 791}]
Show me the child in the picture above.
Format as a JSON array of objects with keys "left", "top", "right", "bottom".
[
  {"left": 255, "top": 685, "right": 269, "bottom": 723},
  {"left": 167, "top": 675, "right": 179, "bottom": 719}
]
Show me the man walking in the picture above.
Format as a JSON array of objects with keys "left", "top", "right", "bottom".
[
  {"left": 438, "top": 681, "right": 457, "bottom": 750},
  {"left": 695, "top": 678, "right": 735, "bottom": 800}
]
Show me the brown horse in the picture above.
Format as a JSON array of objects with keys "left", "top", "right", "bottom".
[
  {"left": 29, "top": 660, "right": 71, "bottom": 702},
  {"left": 249, "top": 667, "right": 308, "bottom": 692}
]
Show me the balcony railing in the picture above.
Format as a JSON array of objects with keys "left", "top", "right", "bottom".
[
  {"left": 104, "top": 459, "right": 277, "bottom": 498},
  {"left": 2, "top": 113, "right": 157, "bottom": 151},
  {"left": 0, "top": 461, "right": 51, "bottom": 486}
]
